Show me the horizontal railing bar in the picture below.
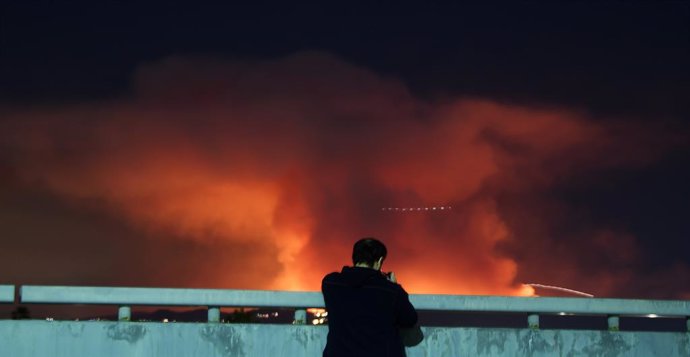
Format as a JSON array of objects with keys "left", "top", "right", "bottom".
[
  {"left": 410, "top": 294, "right": 690, "bottom": 316},
  {"left": 20, "top": 286, "right": 324, "bottom": 308},
  {"left": 0, "top": 285, "right": 14, "bottom": 303},
  {"left": 20, "top": 285, "right": 690, "bottom": 317}
]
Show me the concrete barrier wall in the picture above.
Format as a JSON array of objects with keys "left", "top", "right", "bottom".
[{"left": 1, "top": 320, "right": 688, "bottom": 357}]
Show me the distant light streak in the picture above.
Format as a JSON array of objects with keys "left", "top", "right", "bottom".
[{"left": 524, "top": 283, "right": 594, "bottom": 298}]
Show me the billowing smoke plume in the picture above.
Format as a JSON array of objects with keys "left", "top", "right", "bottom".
[{"left": 1, "top": 52, "right": 687, "bottom": 297}]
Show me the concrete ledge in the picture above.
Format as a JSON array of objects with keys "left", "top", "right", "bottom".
[
  {"left": 410, "top": 295, "right": 690, "bottom": 316},
  {"left": 20, "top": 286, "right": 690, "bottom": 317},
  {"left": 20, "top": 286, "right": 324, "bottom": 308},
  {"left": 1, "top": 320, "right": 689, "bottom": 357},
  {"left": 0, "top": 285, "right": 14, "bottom": 303}
]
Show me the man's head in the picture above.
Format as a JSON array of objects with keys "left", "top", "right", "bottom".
[{"left": 352, "top": 237, "right": 387, "bottom": 269}]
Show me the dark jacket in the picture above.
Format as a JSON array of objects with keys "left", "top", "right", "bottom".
[{"left": 321, "top": 266, "right": 418, "bottom": 357}]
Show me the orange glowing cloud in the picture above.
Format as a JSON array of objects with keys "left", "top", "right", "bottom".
[{"left": 1, "top": 52, "right": 684, "bottom": 297}]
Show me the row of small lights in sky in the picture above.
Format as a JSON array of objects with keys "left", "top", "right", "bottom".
[{"left": 381, "top": 206, "right": 452, "bottom": 212}]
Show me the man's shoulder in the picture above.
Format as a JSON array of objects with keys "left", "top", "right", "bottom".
[
  {"left": 322, "top": 271, "right": 340, "bottom": 282},
  {"left": 378, "top": 280, "right": 408, "bottom": 295},
  {"left": 322, "top": 271, "right": 347, "bottom": 286}
]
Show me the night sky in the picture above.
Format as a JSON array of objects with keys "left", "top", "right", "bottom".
[{"left": 1, "top": 1, "right": 689, "bottom": 299}]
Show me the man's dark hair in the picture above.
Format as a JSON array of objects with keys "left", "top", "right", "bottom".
[{"left": 352, "top": 237, "right": 387, "bottom": 266}]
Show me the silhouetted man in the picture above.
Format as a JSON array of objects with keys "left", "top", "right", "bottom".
[{"left": 322, "top": 237, "right": 419, "bottom": 357}]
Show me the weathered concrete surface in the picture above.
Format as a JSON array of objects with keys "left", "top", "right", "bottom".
[{"left": 1, "top": 321, "right": 689, "bottom": 357}]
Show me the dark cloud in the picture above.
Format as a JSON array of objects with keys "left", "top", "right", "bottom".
[{"left": 2, "top": 2, "right": 688, "bottom": 123}]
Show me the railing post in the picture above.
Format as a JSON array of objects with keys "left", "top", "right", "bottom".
[
  {"left": 607, "top": 315, "right": 620, "bottom": 331},
  {"left": 208, "top": 307, "right": 220, "bottom": 323},
  {"left": 686, "top": 317, "right": 689, "bottom": 332},
  {"left": 118, "top": 306, "right": 131, "bottom": 321},
  {"left": 527, "top": 314, "right": 539, "bottom": 329},
  {"left": 294, "top": 309, "right": 307, "bottom": 324}
]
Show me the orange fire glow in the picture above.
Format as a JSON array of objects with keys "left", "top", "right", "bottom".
[{"left": 1, "top": 52, "right": 683, "bottom": 298}]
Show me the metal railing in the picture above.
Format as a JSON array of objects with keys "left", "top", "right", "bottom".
[{"left": 17, "top": 285, "right": 690, "bottom": 331}]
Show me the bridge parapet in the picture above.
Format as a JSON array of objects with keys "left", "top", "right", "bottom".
[
  {"left": 3, "top": 285, "right": 689, "bottom": 357},
  {"left": 18, "top": 285, "right": 690, "bottom": 329}
]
